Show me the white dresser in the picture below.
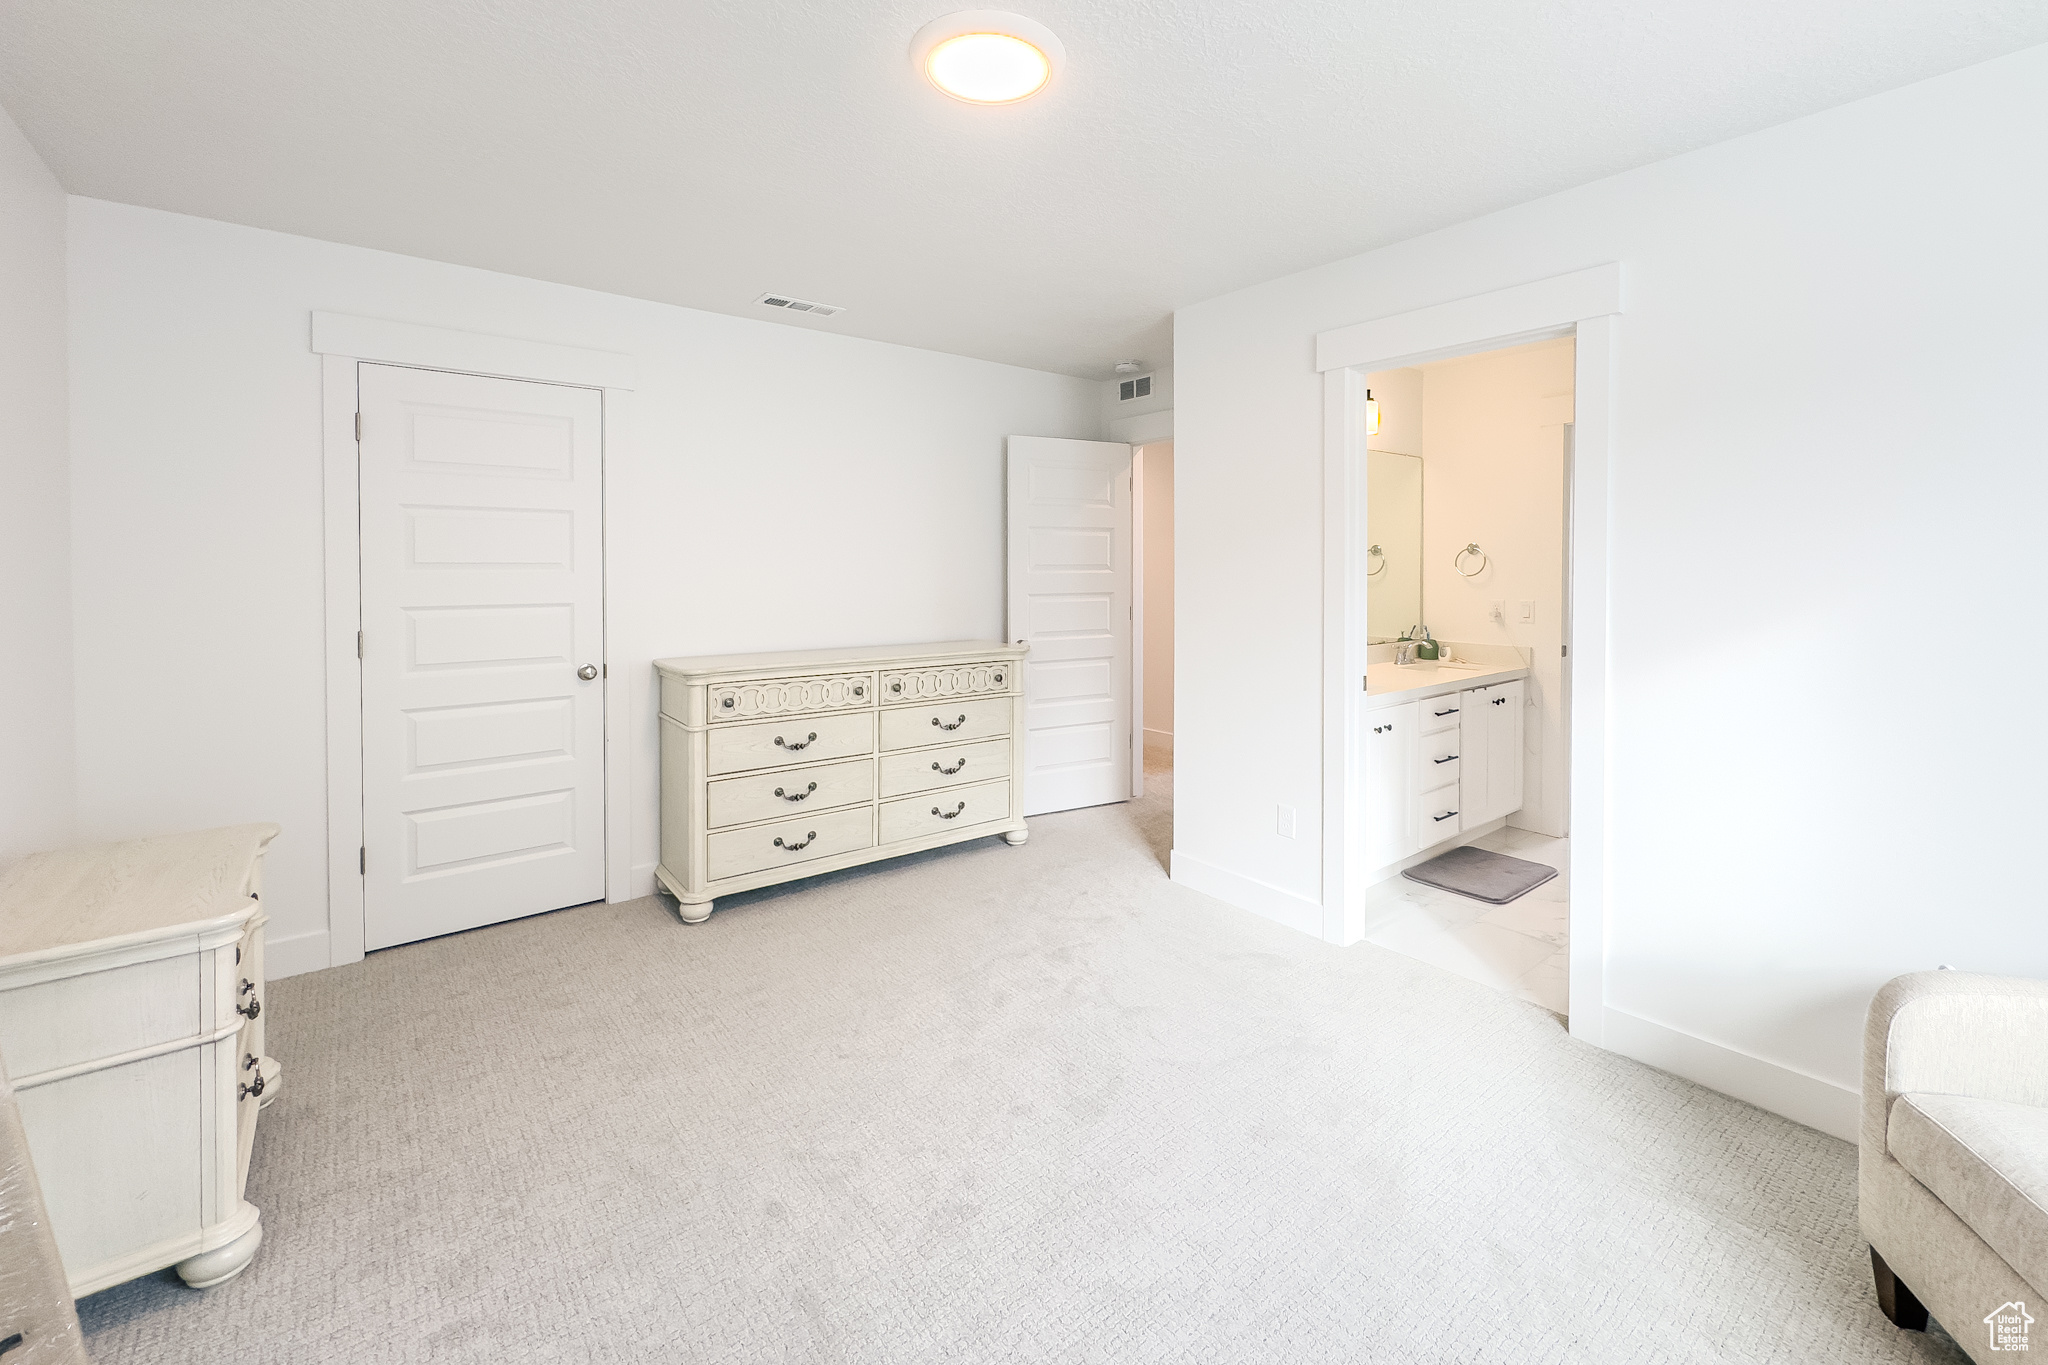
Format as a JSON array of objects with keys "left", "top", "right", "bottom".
[
  {"left": 656, "top": 641, "right": 1030, "bottom": 922},
  {"left": 0, "top": 824, "right": 281, "bottom": 1295}
]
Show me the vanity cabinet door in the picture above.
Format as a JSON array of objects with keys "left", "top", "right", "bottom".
[
  {"left": 1484, "top": 680, "right": 1526, "bottom": 823},
  {"left": 1364, "top": 702, "right": 1418, "bottom": 868},
  {"left": 1459, "top": 688, "right": 1493, "bottom": 825}
]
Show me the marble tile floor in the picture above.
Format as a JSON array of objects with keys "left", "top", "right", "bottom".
[{"left": 1360, "top": 825, "right": 1570, "bottom": 1016}]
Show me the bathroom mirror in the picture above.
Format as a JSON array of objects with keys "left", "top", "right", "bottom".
[{"left": 1366, "top": 449, "right": 1422, "bottom": 642}]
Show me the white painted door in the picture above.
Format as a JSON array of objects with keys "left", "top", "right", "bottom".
[
  {"left": 1005, "top": 436, "right": 1134, "bottom": 816},
  {"left": 1460, "top": 686, "right": 1493, "bottom": 825},
  {"left": 358, "top": 364, "right": 605, "bottom": 949}
]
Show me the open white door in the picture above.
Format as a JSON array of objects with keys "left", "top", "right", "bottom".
[
  {"left": 1005, "top": 436, "right": 1134, "bottom": 816},
  {"left": 358, "top": 363, "right": 607, "bottom": 949}
]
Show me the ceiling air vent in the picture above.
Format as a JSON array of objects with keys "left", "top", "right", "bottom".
[
  {"left": 1118, "top": 374, "right": 1153, "bottom": 401},
  {"left": 756, "top": 292, "right": 843, "bottom": 318}
]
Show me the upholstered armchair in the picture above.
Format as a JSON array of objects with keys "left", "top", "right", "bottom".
[{"left": 1862, "top": 971, "right": 2048, "bottom": 1360}]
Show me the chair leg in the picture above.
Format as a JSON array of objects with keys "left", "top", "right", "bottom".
[{"left": 1871, "top": 1248, "right": 1929, "bottom": 1331}]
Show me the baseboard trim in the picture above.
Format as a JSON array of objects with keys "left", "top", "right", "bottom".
[
  {"left": 1170, "top": 851, "right": 1322, "bottom": 937},
  {"left": 1143, "top": 727, "right": 1174, "bottom": 753},
  {"left": 267, "top": 929, "right": 333, "bottom": 980},
  {"left": 621, "top": 860, "right": 659, "bottom": 902},
  {"left": 1601, "top": 1006, "right": 1859, "bottom": 1143}
]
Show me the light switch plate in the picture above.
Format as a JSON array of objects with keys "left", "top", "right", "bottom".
[
  {"left": 1518, "top": 600, "right": 1535, "bottom": 622},
  {"left": 1276, "top": 805, "right": 1297, "bottom": 838}
]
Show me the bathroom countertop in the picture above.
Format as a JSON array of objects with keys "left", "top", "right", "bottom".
[{"left": 1363, "top": 660, "right": 1528, "bottom": 707}]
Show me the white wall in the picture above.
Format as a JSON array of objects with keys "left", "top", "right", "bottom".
[
  {"left": 1174, "top": 44, "right": 2048, "bottom": 1130},
  {"left": 1139, "top": 442, "right": 1174, "bottom": 750},
  {"left": 1418, "top": 339, "right": 1573, "bottom": 836},
  {"left": 1106, "top": 363, "right": 1174, "bottom": 443},
  {"left": 66, "top": 199, "right": 1101, "bottom": 972},
  {"left": 0, "top": 105, "right": 73, "bottom": 865}
]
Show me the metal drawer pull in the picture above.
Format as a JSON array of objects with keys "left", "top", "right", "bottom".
[
  {"left": 1434, "top": 707, "right": 1458, "bottom": 717},
  {"left": 932, "top": 714, "right": 968, "bottom": 731},
  {"left": 1493, "top": 697, "right": 1508, "bottom": 706},
  {"left": 932, "top": 758, "right": 968, "bottom": 775},
  {"left": 932, "top": 801, "right": 967, "bottom": 820},
  {"left": 774, "top": 782, "right": 818, "bottom": 802},
  {"left": 1432, "top": 810, "right": 1458, "bottom": 822},
  {"left": 239, "top": 1066, "right": 266, "bottom": 1102},
  {"left": 236, "top": 984, "right": 261, "bottom": 1019},
  {"left": 993, "top": 671, "right": 1004, "bottom": 683},
  {"left": 773, "top": 831, "right": 818, "bottom": 852},
  {"left": 721, "top": 696, "right": 735, "bottom": 708},
  {"left": 852, "top": 684, "right": 864, "bottom": 697},
  {"left": 1433, "top": 754, "right": 1458, "bottom": 764},
  {"left": 240, "top": 978, "right": 257, "bottom": 996},
  {"left": 244, "top": 1053, "right": 260, "bottom": 1071},
  {"left": 774, "top": 732, "right": 818, "bottom": 750}
]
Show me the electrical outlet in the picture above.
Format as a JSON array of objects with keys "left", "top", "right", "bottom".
[
  {"left": 1518, "top": 600, "right": 1535, "bottom": 623},
  {"left": 1489, "top": 600, "right": 1506, "bottom": 626},
  {"left": 1276, "top": 805, "right": 1297, "bottom": 838}
]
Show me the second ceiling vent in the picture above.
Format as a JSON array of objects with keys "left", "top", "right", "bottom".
[{"left": 756, "top": 292, "right": 844, "bottom": 318}]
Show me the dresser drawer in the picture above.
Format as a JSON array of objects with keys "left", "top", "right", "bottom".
[
  {"left": 707, "top": 806, "right": 874, "bottom": 882},
  {"left": 877, "top": 737, "right": 1011, "bottom": 798},
  {"left": 1420, "top": 695, "right": 1465, "bottom": 733},
  {"left": 879, "top": 780, "right": 1011, "bottom": 844},
  {"left": 879, "top": 697, "right": 1013, "bottom": 751},
  {"left": 877, "top": 660, "right": 1014, "bottom": 705},
  {"left": 707, "top": 711, "right": 876, "bottom": 776},
  {"left": 708, "top": 757, "right": 875, "bottom": 829},
  {"left": 706, "top": 672, "right": 875, "bottom": 723}
]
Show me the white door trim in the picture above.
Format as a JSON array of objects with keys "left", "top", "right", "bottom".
[
  {"left": 1315, "top": 265, "right": 1621, "bottom": 1047},
  {"left": 1130, "top": 445, "right": 1147, "bottom": 799},
  {"left": 315, "top": 317, "right": 636, "bottom": 971}
]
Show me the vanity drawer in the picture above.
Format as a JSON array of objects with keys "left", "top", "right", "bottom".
[
  {"left": 878, "top": 737, "right": 1011, "bottom": 798},
  {"left": 879, "top": 780, "right": 1012, "bottom": 845},
  {"left": 877, "top": 660, "right": 1015, "bottom": 705},
  {"left": 707, "top": 711, "right": 875, "bottom": 776},
  {"left": 706, "top": 672, "right": 874, "bottom": 723},
  {"left": 879, "top": 697, "right": 1013, "bottom": 751},
  {"left": 1418, "top": 728, "right": 1462, "bottom": 786},
  {"left": 707, "top": 757, "right": 875, "bottom": 829},
  {"left": 708, "top": 806, "right": 874, "bottom": 881},
  {"left": 1418, "top": 783, "right": 1463, "bottom": 841},
  {"left": 1420, "top": 695, "right": 1466, "bottom": 733}
]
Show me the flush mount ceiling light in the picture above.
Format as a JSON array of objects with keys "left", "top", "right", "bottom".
[{"left": 910, "top": 10, "right": 1064, "bottom": 105}]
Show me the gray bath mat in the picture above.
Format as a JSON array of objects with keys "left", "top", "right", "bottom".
[{"left": 1403, "top": 846, "right": 1558, "bottom": 904}]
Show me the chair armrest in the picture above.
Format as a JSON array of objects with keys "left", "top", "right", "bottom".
[{"left": 1862, "top": 971, "right": 2048, "bottom": 1159}]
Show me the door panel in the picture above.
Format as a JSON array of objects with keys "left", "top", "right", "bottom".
[
  {"left": 359, "top": 364, "right": 605, "bottom": 949},
  {"left": 1005, "top": 436, "right": 1133, "bottom": 816}
]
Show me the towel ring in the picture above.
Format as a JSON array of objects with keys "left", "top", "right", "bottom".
[
  {"left": 1366, "top": 543, "right": 1386, "bottom": 577},
  {"left": 1453, "top": 543, "right": 1488, "bottom": 577}
]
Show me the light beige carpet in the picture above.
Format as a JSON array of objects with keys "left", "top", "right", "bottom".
[{"left": 78, "top": 765, "right": 1964, "bottom": 1363}]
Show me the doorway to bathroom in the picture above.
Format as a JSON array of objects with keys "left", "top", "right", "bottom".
[{"left": 1353, "top": 339, "right": 1574, "bottom": 1014}]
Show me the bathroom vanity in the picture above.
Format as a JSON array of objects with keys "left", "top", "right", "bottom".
[{"left": 1363, "top": 660, "right": 1527, "bottom": 873}]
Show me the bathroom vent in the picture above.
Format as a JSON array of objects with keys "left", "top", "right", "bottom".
[
  {"left": 1118, "top": 374, "right": 1153, "bottom": 401},
  {"left": 755, "top": 292, "right": 843, "bottom": 317}
]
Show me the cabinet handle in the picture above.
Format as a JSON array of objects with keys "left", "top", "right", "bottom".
[
  {"left": 721, "top": 696, "right": 736, "bottom": 709},
  {"left": 1493, "top": 697, "right": 1507, "bottom": 706},
  {"left": 932, "top": 758, "right": 968, "bottom": 775},
  {"left": 773, "top": 831, "right": 818, "bottom": 852},
  {"left": 932, "top": 801, "right": 967, "bottom": 820},
  {"left": 993, "top": 671, "right": 1005, "bottom": 684},
  {"left": 244, "top": 1053, "right": 260, "bottom": 1071},
  {"left": 240, "top": 978, "right": 257, "bottom": 996},
  {"left": 1433, "top": 754, "right": 1458, "bottom": 764},
  {"left": 774, "top": 782, "right": 817, "bottom": 802},
  {"left": 239, "top": 1065, "right": 266, "bottom": 1102},
  {"left": 774, "top": 732, "right": 818, "bottom": 750},
  {"left": 932, "top": 714, "right": 968, "bottom": 731},
  {"left": 1433, "top": 707, "right": 1458, "bottom": 717},
  {"left": 852, "top": 684, "right": 864, "bottom": 697},
  {"left": 236, "top": 983, "right": 261, "bottom": 1019},
  {"left": 1432, "top": 810, "right": 1459, "bottom": 822}
]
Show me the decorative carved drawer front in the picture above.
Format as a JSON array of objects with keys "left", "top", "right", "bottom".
[
  {"left": 877, "top": 660, "right": 1012, "bottom": 705},
  {"left": 877, "top": 738, "right": 1011, "bottom": 798},
  {"left": 708, "top": 758, "right": 875, "bottom": 829},
  {"left": 879, "top": 780, "right": 1011, "bottom": 844},
  {"left": 707, "top": 711, "right": 876, "bottom": 777},
  {"left": 709, "top": 672, "right": 874, "bottom": 723},
  {"left": 878, "top": 697, "right": 1013, "bottom": 752},
  {"left": 708, "top": 806, "right": 874, "bottom": 882}
]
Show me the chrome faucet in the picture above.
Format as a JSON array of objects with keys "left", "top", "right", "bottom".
[{"left": 1394, "top": 625, "right": 1434, "bottom": 665}]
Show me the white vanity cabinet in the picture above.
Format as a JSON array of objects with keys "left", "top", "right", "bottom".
[{"left": 1364, "top": 672, "right": 1526, "bottom": 873}]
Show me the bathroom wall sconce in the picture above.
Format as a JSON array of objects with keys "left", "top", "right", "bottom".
[{"left": 1365, "top": 388, "right": 1380, "bottom": 437}]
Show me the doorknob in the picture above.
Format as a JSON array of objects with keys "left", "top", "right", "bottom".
[{"left": 577, "top": 664, "right": 598, "bottom": 680}]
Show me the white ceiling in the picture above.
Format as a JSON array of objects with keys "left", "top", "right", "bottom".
[{"left": 3, "top": 2, "right": 2042, "bottom": 377}]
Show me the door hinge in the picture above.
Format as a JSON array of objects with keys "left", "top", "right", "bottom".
[
  {"left": 359, "top": 846, "right": 366, "bottom": 875},
  {"left": 357, "top": 630, "right": 363, "bottom": 659},
  {"left": 355, "top": 412, "right": 362, "bottom": 442}
]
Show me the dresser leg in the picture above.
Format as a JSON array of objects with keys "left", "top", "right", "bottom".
[
  {"left": 678, "top": 899, "right": 713, "bottom": 924},
  {"left": 1001, "top": 828, "right": 1029, "bottom": 846},
  {"left": 176, "top": 1217, "right": 263, "bottom": 1289}
]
